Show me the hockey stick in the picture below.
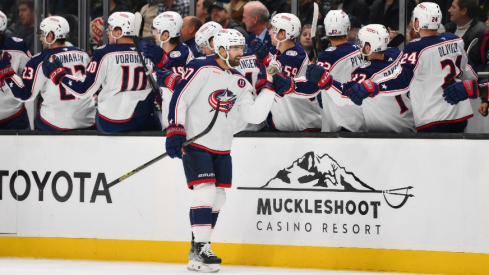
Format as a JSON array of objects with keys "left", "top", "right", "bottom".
[
  {"left": 107, "top": 100, "right": 221, "bottom": 188},
  {"left": 133, "top": 12, "right": 160, "bottom": 98},
  {"left": 311, "top": 2, "right": 319, "bottom": 62},
  {"left": 467, "top": 37, "right": 479, "bottom": 55}
]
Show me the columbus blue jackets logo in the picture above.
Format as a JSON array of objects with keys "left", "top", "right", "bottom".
[
  {"left": 170, "top": 51, "right": 181, "bottom": 58},
  {"left": 208, "top": 89, "right": 238, "bottom": 115}
]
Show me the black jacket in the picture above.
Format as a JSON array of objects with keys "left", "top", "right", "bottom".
[
  {"left": 370, "top": 0, "right": 414, "bottom": 30},
  {"left": 445, "top": 19, "right": 486, "bottom": 67},
  {"left": 226, "top": 18, "right": 249, "bottom": 39}
]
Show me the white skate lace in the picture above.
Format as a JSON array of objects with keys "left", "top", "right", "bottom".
[{"left": 201, "top": 243, "right": 216, "bottom": 257}]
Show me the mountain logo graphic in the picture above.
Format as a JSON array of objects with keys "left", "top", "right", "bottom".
[{"left": 238, "top": 151, "right": 414, "bottom": 209}]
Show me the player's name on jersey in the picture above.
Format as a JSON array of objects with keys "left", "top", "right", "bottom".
[
  {"left": 57, "top": 52, "right": 86, "bottom": 64},
  {"left": 350, "top": 54, "right": 363, "bottom": 68},
  {"left": 114, "top": 53, "right": 151, "bottom": 65},
  {"left": 239, "top": 57, "right": 256, "bottom": 69},
  {"left": 438, "top": 42, "right": 459, "bottom": 57},
  {"left": 382, "top": 62, "right": 400, "bottom": 78}
]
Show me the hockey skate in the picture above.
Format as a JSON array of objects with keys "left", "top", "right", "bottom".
[{"left": 187, "top": 242, "right": 221, "bottom": 273}]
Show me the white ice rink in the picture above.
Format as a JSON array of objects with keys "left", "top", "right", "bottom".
[{"left": 0, "top": 258, "right": 420, "bottom": 275}]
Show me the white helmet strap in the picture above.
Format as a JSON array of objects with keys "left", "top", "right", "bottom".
[
  {"left": 273, "top": 30, "right": 287, "bottom": 52},
  {"left": 217, "top": 47, "right": 232, "bottom": 69},
  {"left": 158, "top": 32, "right": 171, "bottom": 47},
  {"left": 413, "top": 18, "right": 420, "bottom": 33},
  {"left": 43, "top": 31, "right": 57, "bottom": 49},
  {"left": 110, "top": 28, "right": 123, "bottom": 44}
]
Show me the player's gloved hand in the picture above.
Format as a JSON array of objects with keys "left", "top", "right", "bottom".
[
  {"left": 340, "top": 81, "right": 357, "bottom": 96},
  {"left": 42, "top": 55, "right": 67, "bottom": 85},
  {"left": 254, "top": 62, "right": 275, "bottom": 93},
  {"left": 442, "top": 80, "right": 479, "bottom": 105},
  {"left": 142, "top": 43, "right": 169, "bottom": 68},
  {"left": 272, "top": 73, "right": 295, "bottom": 97},
  {"left": 306, "top": 63, "right": 333, "bottom": 90},
  {"left": 0, "top": 51, "right": 15, "bottom": 84},
  {"left": 251, "top": 39, "right": 273, "bottom": 66},
  {"left": 165, "top": 123, "right": 187, "bottom": 159},
  {"left": 156, "top": 68, "right": 181, "bottom": 90},
  {"left": 347, "top": 80, "right": 379, "bottom": 105}
]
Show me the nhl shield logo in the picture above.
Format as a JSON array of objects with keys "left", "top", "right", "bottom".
[{"left": 208, "top": 89, "right": 238, "bottom": 113}]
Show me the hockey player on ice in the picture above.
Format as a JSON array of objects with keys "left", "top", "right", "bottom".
[
  {"left": 0, "top": 16, "right": 96, "bottom": 132},
  {"left": 306, "top": 24, "right": 416, "bottom": 133},
  {"left": 165, "top": 29, "right": 279, "bottom": 272},
  {"left": 41, "top": 12, "right": 162, "bottom": 134},
  {"left": 0, "top": 10, "right": 31, "bottom": 130},
  {"left": 347, "top": 2, "right": 478, "bottom": 133},
  {"left": 250, "top": 13, "right": 322, "bottom": 132}
]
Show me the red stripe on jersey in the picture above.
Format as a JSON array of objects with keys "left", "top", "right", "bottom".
[
  {"left": 98, "top": 111, "right": 135, "bottom": 123},
  {"left": 303, "top": 128, "right": 321, "bottom": 132},
  {"left": 174, "top": 65, "right": 222, "bottom": 124},
  {"left": 216, "top": 183, "right": 232, "bottom": 188},
  {"left": 40, "top": 115, "right": 70, "bottom": 131},
  {"left": 188, "top": 178, "right": 217, "bottom": 188},
  {"left": 0, "top": 105, "right": 25, "bottom": 122},
  {"left": 416, "top": 114, "right": 473, "bottom": 131},
  {"left": 189, "top": 143, "right": 230, "bottom": 154},
  {"left": 190, "top": 206, "right": 212, "bottom": 209},
  {"left": 330, "top": 50, "right": 361, "bottom": 72},
  {"left": 370, "top": 52, "right": 403, "bottom": 80}
]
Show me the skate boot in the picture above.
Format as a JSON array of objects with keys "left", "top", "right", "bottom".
[
  {"left": 187, "top": 241, "right": 198, "bottom": 271},
  {"left": 187, "top": 242, "right": 221, "bottom": 273}
]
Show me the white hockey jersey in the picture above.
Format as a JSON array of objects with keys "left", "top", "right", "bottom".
[
  {"left": 5, "top": 46, "right": 96, "bottom": 130},
  {"left": 318, "top": 41, "right": 365, "bottom": 132},
  {"left": 60, "top": 44, "right": 154, "bottom": 122},
  {"left": 375, "top": 33, "right": 477, "bottom": 130},
  {"left": 169, "top": 56, "right": 275, "bottom": 152},
  {"left": 269, "top": 43, "right": 322, "bottom": 131},
  {"left": 0, "top": 36, "right": 30, "bottom": 121},
  {"left": 351, "top": 48, "right": 415, "bottom": 133},
  {"left": 233, "top": 54, "right": 265, "bottom": 133}
]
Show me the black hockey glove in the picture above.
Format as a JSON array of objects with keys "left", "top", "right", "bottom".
[
  {"left": 251, "top": 39, "right": 273, "bottom": 66},
  {"left": 347, "top": 80, "right": 379, "bottom": 106},
  {"left": 142, "top": 43, "right": 169, "bottom": 69},
  {"left": 42, "top": 55, "right": 67, "bottom": 85},
  {"left": 156, "top": 68, "right": 181, "bottom": 90},
  {"left": 272, "top": 73, "right": 295, "bottom": 97},
  {"left": 0, "top": 51, "right": 14, "bottom": 85},
  {"left": 442, "top": 80, "right": 479, "bottom": 105},
  {"left": 165, "top": 123, "right": 187, "bottom": 159},
  {"left": 306, "top": 63, "right": 333, "bottom": 90}
]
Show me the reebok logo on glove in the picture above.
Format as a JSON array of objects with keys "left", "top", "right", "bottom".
[
  {"left": 463, "top": 80, "right": 478, "bottom": 99},
  {"left": 318, "top": 71, "right": 331, "bottom": 88}
]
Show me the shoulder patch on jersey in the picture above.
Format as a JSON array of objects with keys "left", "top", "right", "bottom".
[
  {"left": 237, "top": 78, "right": 246, "bottom": 88},
  {"left": 359, "top": 61, "right": 371, "bottom": 68},
  {"left": 325, "top": 46, "right": 336, "bottom": 52},
  {"left": 12, "top": 37, "right": 23, "bottom": 42},
  {"left": 286, "top": 50, "right": 298, "bottom": 56},
  {"left": 170, "top": 51, "right": 182, "bottom": 58},
  {"left": 97, "top": 45, "right": 107, "bottom": 50}
]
